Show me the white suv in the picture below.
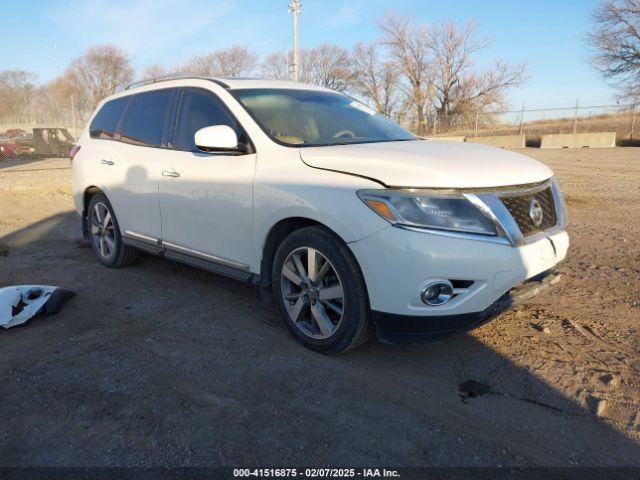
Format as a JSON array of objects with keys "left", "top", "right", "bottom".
[{"left": 72, "top": 77, "right": 568, "bottom": 354}]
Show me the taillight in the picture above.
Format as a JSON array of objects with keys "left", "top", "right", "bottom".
[{"left": 69, "top": 145, "right": 81, "bottom": 161}]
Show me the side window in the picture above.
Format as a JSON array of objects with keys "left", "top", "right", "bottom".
[
  {"left": 89, "top": 97, "right": 129, "bottom": 139},
  {"left": 119, "top": 89, "right": 174, "bottom": 147},
  {"left": 175, "top": 89, "right": 240, "bottom": 151}
]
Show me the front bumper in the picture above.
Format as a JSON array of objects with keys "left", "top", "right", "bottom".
[
  {"left": 373, "top": 269, "right": 562, "bottom": 344},
  {"left": 349, "top": 224, "right": 569, "bottom": 315}
]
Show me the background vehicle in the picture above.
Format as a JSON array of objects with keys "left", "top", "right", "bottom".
[
  {"left": 0, "top": 138, "right": 31, "bottom": 157},
  {"left": 4, "top": 128, "right": 28, "bottom": 138},
  {"left": 0, "top": 127, "right": 74, "bottom": 158},
  {"left": 72, "top": 77, "right": 568, "bottom": 354}
]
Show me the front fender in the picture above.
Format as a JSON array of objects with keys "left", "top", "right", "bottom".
[{"left": 252, "top": 176, "right": 388, "bottom": 272}]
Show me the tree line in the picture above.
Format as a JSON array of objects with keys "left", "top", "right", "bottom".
[
  {"left": 2, "top": 3, "right": 637, "bottom": 135},
  {"left": 588, "top": 0, "right": 640, "bottom": 101},
  {"left": 0, "top": 13, "right": 528, "bottom": 135}
]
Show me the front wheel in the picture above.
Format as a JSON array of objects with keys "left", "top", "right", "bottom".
[{"left": 272, "top": 226, "right": 371, "bottom": 354}]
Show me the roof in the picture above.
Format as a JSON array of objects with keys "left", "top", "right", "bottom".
[
  {"left": 221, "top": 78, "right": 331, "bottom": 91},
  {"left": 125, "top": 76, "right": 331, "bottom": 92}
]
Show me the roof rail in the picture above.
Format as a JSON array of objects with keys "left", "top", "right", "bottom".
[{"left": 125, "top": 75, "right": 229, "bottom": 90}]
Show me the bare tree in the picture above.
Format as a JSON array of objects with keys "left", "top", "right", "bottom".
[
  {"left": 140, "top": 64, "right": 169, "bottom": 80},
  {"left": 178, "top": 46, "right": 258, "bottom": 77},
  {"left": 262, "top": 45, "right": 354, "bottom": 91},
  {"left": 65, "top": 45, "right": 134, "bottom": 116},
  {"left": 460, "top": 60, "right": 526, "bottom": 111},
  {"left": 379, "top": 13, "right": 526, "bottom": 133},
  {"left": 212, "top": 46, "right": 258, "bottom": 77},
  {"left": 428, "top": 21, "right": 525, "bottom": 120},
  {"left": 297, "top": 44, "right": 355, "bottom": 92},
  {"left": 428, "top": 21, "right": 484, "bottom": 116},
  {"left": 261, "top": 45, "right": 354, "bottom": 90},
  {"left": 379, "top": 13, "right": 433, "bottom": 134},
  {"left": 261, "top": 50, "right": 291, "bottom": 80},
  {"left": 351, "top": 43, "right": 401, "bottom": 117},
  {"left": 176, "top": 55, "right": 210, "bottom": 76},
  {"left": 589, "top": 0, "right": 640, "bottom": 99},
  {"left": 32, "top": 76, "right": 75, "bottom": 123},
  {"left": 0, "top": 70, "right": 37, "bottom": 119}
]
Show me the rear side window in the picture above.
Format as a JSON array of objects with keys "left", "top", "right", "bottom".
[
  {"left": 89, "top": 97, "right": 129, "bottom": 139},
  {"left": 175, "top": 89, "right": 240, "bottom": 151},
  {"left": 119, "top": 89, "right": 174, "bottom": 147}
]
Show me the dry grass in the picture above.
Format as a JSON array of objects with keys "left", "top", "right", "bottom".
[{"left": 425, "top": 110, "right": 639, "bottom": 146}]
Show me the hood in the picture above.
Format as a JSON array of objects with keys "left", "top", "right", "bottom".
[{"left": 299, "top": 140, "right": 553, "bottom": 189}]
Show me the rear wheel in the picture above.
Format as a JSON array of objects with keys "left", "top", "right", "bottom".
[
  {"left": 87, "top": 193, "right": 138, "bottom": 268},
  {"left": 272, "top": 226, "right": 371, "bottom": 354}
]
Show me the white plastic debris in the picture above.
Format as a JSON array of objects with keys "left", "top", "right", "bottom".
[{"left": 0, "top": 285, "right": 75, "bottom": 329}]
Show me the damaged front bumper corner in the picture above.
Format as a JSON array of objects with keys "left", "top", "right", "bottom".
[
  {"left": 0, "top": 285, "right": 75, "bottom": 329},
  {"left": 373, "top": 270, "right": 562, "bottom": 344}
]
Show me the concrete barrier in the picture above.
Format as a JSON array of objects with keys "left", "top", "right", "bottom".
[
  {"left": 424, "top": 136, "right": 466, "bottom": 142},
  {"left": 0, "top": 123, "right": 78, "bottom": 131},
  {"left": 466, "top": 135, "right": 526, "bottom": 149},
  {"left": 540, "top": 132, "right": 616, "bottom": 149}
]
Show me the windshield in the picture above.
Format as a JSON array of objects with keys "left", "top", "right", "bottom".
[{"left": 232, "top": 88, "right": 416, "bottom": 147}]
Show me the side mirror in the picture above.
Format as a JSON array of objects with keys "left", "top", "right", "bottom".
[{"left": 194, "top": 125, "right": 240, "bottom": 152}]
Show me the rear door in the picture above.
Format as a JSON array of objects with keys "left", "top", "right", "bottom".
[
  {"left": 85, "top": 95, "right": 131, "bottom": 225},
  {"left": 157, "top": 87, "right": 256, "bottom": 269},
  {"left": 108, "top": 88, "right": 176, "bottom": 243}
]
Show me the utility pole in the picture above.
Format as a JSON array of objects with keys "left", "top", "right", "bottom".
[
  {"left": 475, "top": 110, "right": 479, "bottom": 137},
  {"left": 54, "top": 43, "right": 60, "bottom": 77},
  {"left": 70, "top": 94, "right": 77, "bottom": 140},
  {"left": 631, "top": 100, "right": 637, "bottom": 141},
  {"left": 288, "top": 0, "right": 301, "bottom": 81}
]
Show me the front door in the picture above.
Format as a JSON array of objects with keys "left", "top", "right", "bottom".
[{"left": 157, "top": 88, "right": 256, "bottom": 269}]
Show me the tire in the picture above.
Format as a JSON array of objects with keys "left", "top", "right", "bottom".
[
  {"left": 272, "top": 226, "right": 371, "bottom": 354},
  {"left": 87, "top": 193, "right": 139, "bottom": 268}
]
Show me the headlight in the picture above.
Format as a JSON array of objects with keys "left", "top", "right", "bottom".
[
  {"left": 550, "top": 177, "right": 567, "bottom": 226},
  {"left": 357, "top": 189, "right": 498, "bottom": 236}
]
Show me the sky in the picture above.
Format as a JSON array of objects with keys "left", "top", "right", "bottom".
[{"left": 3, "top": 0, "right": 618, "bottom": 110}]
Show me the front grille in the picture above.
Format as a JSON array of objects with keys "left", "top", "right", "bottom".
[{"left": 500, "top": 186, "right": 557, "bottom": 236}]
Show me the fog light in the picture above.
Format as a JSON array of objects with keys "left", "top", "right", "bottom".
[{"left": 421, "top": 281, "right": 454, "bottom": 306}]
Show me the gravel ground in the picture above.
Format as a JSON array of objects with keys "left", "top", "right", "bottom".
[{"left": 0, "top": 149, "right": 638, "bottom": 467}]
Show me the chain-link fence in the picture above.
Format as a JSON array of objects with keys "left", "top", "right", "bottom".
[
  {"left": 0, "top": 115, "right": 82, "bottom": 170},
  {"left": 1, "top": 98, "right": 638, "bottom": 171},
  {"left": 404, "top": 102, "right": 639, "bottom": 146}
]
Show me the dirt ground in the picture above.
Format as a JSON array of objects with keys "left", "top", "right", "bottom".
[{"left": 0, "top": 149, "right": 638, "bottom": 467}]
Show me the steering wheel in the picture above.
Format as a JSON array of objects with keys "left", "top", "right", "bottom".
[{"left": 333, "top": 130, "right": 357, "bottom": 139}]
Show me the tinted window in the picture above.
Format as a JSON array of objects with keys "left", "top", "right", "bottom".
[
  {"left": 90, "top": 97, "right": 129, "bottom": 139},
  {"left": 175, "top": 89, "right": 239, "bottom": 151},
  {"left": 119, "top": 89, "right": 174, "bottom": 147}
]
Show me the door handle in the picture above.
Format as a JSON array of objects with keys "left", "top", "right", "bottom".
[
  {"left": 162, "top": 169, "right": 180, "bottom": 178},
  {"left": 100, "top": 159, "right": 114, "bottom": 165}
]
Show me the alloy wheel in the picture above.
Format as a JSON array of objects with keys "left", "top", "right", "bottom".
[
  {"left": 280, "top": 247, "right": 345, "bottom": 339},
  {"left": 90, "top": 202, "right": 116, "bottom": 260}
]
